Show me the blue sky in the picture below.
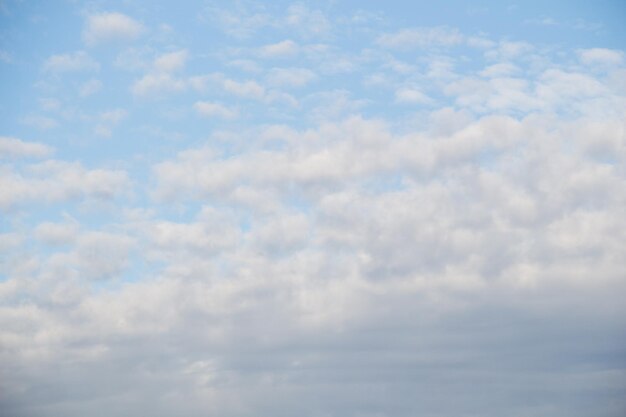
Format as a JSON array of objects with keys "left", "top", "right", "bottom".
[{"left": 1, "top": 1, "right": 625, "bottom": 416}]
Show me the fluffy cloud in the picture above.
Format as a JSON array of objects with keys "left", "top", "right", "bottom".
[
  {"left": 83, "top": 12, "right": 144, "bottom": 46},
  {"left": 129, "top": 50, "right": 194, "bottom": 96},
  {"left": 578, "top": 48, "right": 624, "bottom": 66},
  {"left": 34, "top": 220, "right": 79, "bottom": 246},
  {"left": 0, "top": 160, "right": 131, "bottom": 210},
  {"left": 0, "top": 137, "right": 53, "bottom": 159}
]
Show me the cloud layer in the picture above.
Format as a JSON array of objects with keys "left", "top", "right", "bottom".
[{"left": 1, "top": 1, "right": 625, "bottom": 416}]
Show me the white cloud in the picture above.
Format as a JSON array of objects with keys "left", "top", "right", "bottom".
[
  {"left": 285, "top": 3, "right": 331, "bottom": 38},
  {"left": 0, "top": 137, "right": 53, "bottom": 159},
  {"left": 0, "top": 160, "right": 130, "bottom": 210},
  {"left": 43, "top": 51, "right": 99, "bottom": 72},
  {"left": 227, "top": 59, "right": 262, "bottom": 73},
  {"left": 524, "top": 16, "right": 604, "bottom": 32},
  {"left": 0, "top": 50, "right": 12, "bottom": 63},
  {"left": 131, "top": 73, "right": 186, "bottom": 96},
  {"left": 427, "top": 107, "right": 474, "bottom": 137},
  {"left": 394, "top": 87, "right": 432, "bottom": 104},
  {"left": 39, "top": 98, "right": 61, "bottom": 111},
  {"left": 154, "top": 49, "right": 188, "bottom": 73},
  {"left": 444, "top": 76, "right": 536, "bottom": 113},
  {"left": 537, "top": 69, "right": 608, "bottom": 107},
  {"left": 424, "top": 55, "right": 457, "bottom": 79},
  {"left": 251, "top": 213, "right": 310, "bottom": 253},
  {"left": 95, "top": 109, "right": 128, "bottom": 137},
  {"left": 578, "top": 48, "right": 624, "bottom": 66},
  {"left": 3, "top": 102, "right": 626, "bottom": 416},
  {"left": 83, "top": 12, "right": 144, "bottom": 46},
  {"left": 485, "top": 41, "right": 534, "bottom": 60},
  {"left": 73, "top": 231, "right": 135, "bottom": 280},
  {"left": 146, "top": 213, "right": 239, "bottom": 259},
  {"left": 480, "top": 62, "right": 520, "bottom": 78},
  {"left": 100, "top": 109, "right": 127, "bottom": 124},
  {"left": 128, "top": 50, "right": 193, "bottom": 96},
  {"left": 377, "top": 26, "right": 464, "bottom": 48},
  {"left": 194, "top": 101, "right": 238, "bottom": 119},
  {"left": 524, "top": 16, "right": 559, "bottom": 26},
  {"left": 114, "top": 47, "right": 151, "bottom": 71},
  {"left": 34, "top": 221, "right": 79, "bottom": 246},
  {"left": 206, "top": 3, "right": 329, "bottom": 39},
  {"left": 19, "top": 115, "right": 59, "bottom": 130},
  {"left": 206, "top": 5, "right": 271, "bottom": 38},
  {"left": 259, "top": 39, "right": 299, "bottom": 58},
  {"left": 266, "top": 67, "right": 316, "bottom": 88},
  {"left": 222, "top": 79, "right": 265, "bottom": 99},
  {"left": 2, "top": 5, "right": 626, "bottom": 417},
  {"left": 79, "top": 78, "right": 102, "bottom": 97},
  {"left": 305, "top": 90, "right": 367, "bottom": 121}
]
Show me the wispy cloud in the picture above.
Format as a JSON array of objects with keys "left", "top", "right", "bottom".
[
  {"left": 194, "top": 101, "right": 238, "bottom": 119},
  {"left": 43, "top": 51, "right": 99, "bottom": 72}
]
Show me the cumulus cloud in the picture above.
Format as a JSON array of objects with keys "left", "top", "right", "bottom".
[
  {"left": 0, "top": 160, "right": 131, "bottom": 211},
  {"left": 72, "top": 231, "right": 135, "bottom": 280},
  {"left": 83, "top": 12, "right": 144, "bottom": 46},
  {"left": 0, "top": 137, "right": 53, "bottom": 159},
  {"left": 129, "top": 50, "right": 192, "bottom": 96},
  {"left": 151, "top": 115, "right": 533, "bottom": 202},
  {"left": 34, "top": 220, "right": 80, "bottom": 246}
]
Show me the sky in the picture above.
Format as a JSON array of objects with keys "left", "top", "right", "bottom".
[{"left": 0, "top": 1, "right": 625, "bottom": 416}]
